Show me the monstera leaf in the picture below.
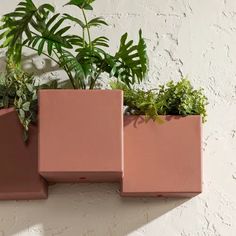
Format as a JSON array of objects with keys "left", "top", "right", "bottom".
[
  {"left": 0, "top": 0, "right": 55, "bottom": 49},
  {"left": 114, "top": 30, "right": 148, "bottom": 86},
  {"left": 0, "top": 0, "right": 149, "bottom": 90}
]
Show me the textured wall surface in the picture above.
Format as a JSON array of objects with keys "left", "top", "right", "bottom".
[{"left": 1, "top": 0, "right": 236, "bottom": 235}]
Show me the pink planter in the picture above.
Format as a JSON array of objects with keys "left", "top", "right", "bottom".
[
  {"left": 122, "top": 115, "right": 202, "bottom": 197},
  {"left": 0, "top": 108, "right": 47, "bottom": 200},
  {"left": 39, "top": 90, "right": 123, "bottom": 182}
]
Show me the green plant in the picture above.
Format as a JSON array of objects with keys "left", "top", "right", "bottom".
[
  {"left": 0, "top": 67, "right": 58, "bottom": 141},
  {"left": 111, "top": 78, "right": 208, "bottom": 122},
  {"left": 0, "top": 68, "right": 38, "bottom": 140},
  {"left": 0, "top": 23, "right": 58, "bottom": 141},
  {"left": 0, "top": 0, "right": 148, "bottom": 89}
]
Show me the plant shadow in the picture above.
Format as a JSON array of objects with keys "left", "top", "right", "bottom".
[
  {"left": 0, "top": 53, "right": 60, "bottom": 77},
  {"left": 123, "top": 115, "right": 184, "bottom": 128},
  {"left": 0, "top": 183, "right": 191, "bottom": 236}
]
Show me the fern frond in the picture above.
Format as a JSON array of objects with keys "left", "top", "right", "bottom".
[
  {"left": 91, "top": 36, "right": 109, "bottom": 48},
  {"left": 87, "top": 17, "right": 108, "bottom": 28},
  {"left": 63, "top": 14, "right": 85, "bottom": 29}
]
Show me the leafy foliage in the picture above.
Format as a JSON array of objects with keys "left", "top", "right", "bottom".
[
  {"left": 0, "top": 68, "right": 58, "bottom": 141},
  {"left": 24, "top": 13, "right": 73, "bottom": 55},
  {"left": 0, "top": 0, "right": 148, "bottom": 89},
  {"left": 0, "top": 0, "right": 148, "bottom": 141},
  {"left": 0, "top": 0, "right": 55, "bottom": 51},
  {"left": 157, "top": 79, "right": 208, "bottom": 121},
  {"left": 62, "top": 0, "right": 148, "bottom": 88},
  {"left": 113, "top": 30, "right": 148, "bottom": 85},
  {"left": 0, "top": 69, "right": 38, "bottom": 141},
  {"left": 111, "top": 79, "right": 208, "bottom": 122}
]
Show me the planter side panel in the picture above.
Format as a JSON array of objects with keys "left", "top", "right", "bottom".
[
  {"left": 122, "top": 115, "right": 202, "bottom": 197},
  {"left": 0, "top": 109, "right": 47, "bottom": 200},
  {"left": 39, "top": 90, "right": 123, "bottom": 182}
]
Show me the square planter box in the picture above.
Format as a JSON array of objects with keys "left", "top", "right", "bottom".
[
  {"left": 0, "top": 108, "right": 48, "bottom": 200},
  {"left": 122, "top": 115, "right": 202, "bottom": 197},
  {"left": 39, "top": 90, "right": 123, "bottom": 182}
]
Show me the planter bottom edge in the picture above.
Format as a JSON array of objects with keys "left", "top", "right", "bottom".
[
  {"left": 0, "top": 187, "right": 48, "bottom": 201},
  {"left": 40, "top": 171, "right": 122, "bottom": 183},
  {"left": 120, "top": 191, "right": 202, "bottom": 198}
]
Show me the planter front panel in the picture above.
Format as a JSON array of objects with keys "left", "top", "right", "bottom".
[
  {"left": 0, "top": 109, "right": 47, "bottom": 200},
  {"left": 39, "top": 90, "right": 123, "bottom": 182},
  {"left": 122, "top": 115, "right": 202, "bottom": 197}
]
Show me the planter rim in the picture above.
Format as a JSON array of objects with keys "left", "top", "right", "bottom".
[
  {"left": 38, "top": 89, "right": 123, "bottom": 93},
  {"left": 0, "top": 108, "right": 37, "bottom": 132},
  {"left": 0, "top": 107, "right": 15, "bottom": 115},
  {"left": 124, "top": 114, "right": 201, "bottom": 118}
]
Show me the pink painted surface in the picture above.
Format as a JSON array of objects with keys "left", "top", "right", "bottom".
[
  {"left": 39, "top": 90, "right": 123, "bottom": 182},
  {"left": 122, "top": 115, "right": 202, "bottom": 197},
  {"left": 0, "top": 108, "right": 47, "bottom": 200}
]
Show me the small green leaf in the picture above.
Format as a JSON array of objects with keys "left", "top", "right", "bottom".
[
  {"left": 26, "top": 83, "right": 33, "bottom": 92},
  {"left": 19, "top": 109, "right": 25, "bottom": 119},
  {"left": 63, "top": 14, "right": 85, "bottom": 28},
  {"left": 38, "top": 39, "right": 45, "bottom": 55},
  {"left": 18, "top": 97, "right": 23, "bottom": 107},
  {"left": 22, "top": 102, "right": 30, "bottom": 111},
  {"left": 87, "top": 17, "right": 108, "bottom": 28}
]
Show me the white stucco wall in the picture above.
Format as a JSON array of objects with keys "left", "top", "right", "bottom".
[{"left": 1, "top": 0, "right": 236, "bottom": 235}]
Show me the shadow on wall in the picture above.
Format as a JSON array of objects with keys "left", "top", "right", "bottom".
[
  {"left": 0, "top": 53, "right": 59, "bottom": 77},
  {"left": 0, "top": 183, "right": 189, "bottom": 236}
]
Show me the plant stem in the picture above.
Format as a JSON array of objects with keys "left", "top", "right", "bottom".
[
  {"left": 89, "top": 61, "right": 106, "bottom": 89},
  {"left": 64, "top": 65, "right": 76, "bottom": 89},
  {"left": 82, "top": 29, "right": 85, "bottom": 47},
  {"left": 82, "top": 9, "right": 91, "bottom": 47},
  {"left": 53, "top": 49, "right": 77, "bottom": 89}
]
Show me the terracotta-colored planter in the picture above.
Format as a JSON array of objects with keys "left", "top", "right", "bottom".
[
  {"left": 122, "top": 115, "right": 202, "bottom": 197},
  {"left": 0, "top": 108, "right": 47, "bottom": 200},
  {"left": 39, "top": 90, "right": 123, "bottom": 182}
]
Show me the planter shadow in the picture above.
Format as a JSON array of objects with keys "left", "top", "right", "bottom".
[
  {"left": 0, "top": 54, "right": 60, "bottom": 77},
  {"left": 123, "top": 114, "right": 184, "bottom": 128},
  {"left": 0, "top": 183, "right": 190, "bottom": 236}
]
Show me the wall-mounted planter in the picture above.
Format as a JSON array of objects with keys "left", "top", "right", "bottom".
[
  {"left": 39, "top": 90, "right": 123, "bottom": 182},
  {"left": 122, "top": 115, "right": 202, "bottom": 197},
  {"left": 0, "top": 108, "right": 47, "bottom": 200}
]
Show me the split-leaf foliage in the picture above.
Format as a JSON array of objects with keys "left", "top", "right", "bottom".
[
  {"left": 0, "top": 0, "right": 148, "bottom": 89},
  {"left": 0, "top": 66, "right": 57, "bottom": 141},
  {"left": 0, "top": 0, "right": 148, "bottom": 139}
]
